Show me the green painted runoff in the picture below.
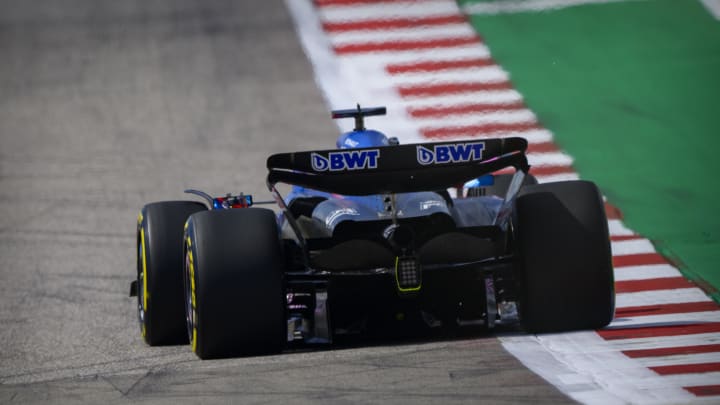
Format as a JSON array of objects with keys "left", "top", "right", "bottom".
[{"left": 460, "top": 0, "right": 720, "bottom": 300}]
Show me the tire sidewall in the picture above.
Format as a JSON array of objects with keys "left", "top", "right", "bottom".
[
  {"left": 137, "top": 201, "right": 207, "bottom": 345},
  {"left": 513, "top": 181, "right": 615, "bottom": 333},
  {"left": 184, "top": 208, "right": 286, "bottom": 359}
]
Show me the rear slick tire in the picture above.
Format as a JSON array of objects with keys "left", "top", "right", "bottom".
[
  {"left": 137, "top": 201, "right": 207, "bottom": 345},
  {"left": 184, "top": 208, "right": 286, "bottom": 359},
  {"left": 513, "top": 180, "right": 615, "bottom": 333}
]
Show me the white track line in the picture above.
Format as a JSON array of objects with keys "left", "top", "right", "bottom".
[
  {"left": 351, "top": 68, "right": 510, "bottom": 94},
  {"left": 608, "top": 219, "right": 637, "bottom": 237},
  {"left": 701, "top": 0, "right": 720, "bottom": 20},
  {"left": 536, "top": 333, "right": 720, "bottom": 354},
  {"left": 607, "top": 333, "right": 720, "bottom": 351},
  {"left": 479, "top": 128, "right": 554, "bottom": 143},
  {"left": 337, "top": 44, "right": 492, "bottom": 64},
  {"left": 638, "top": 372, "right": 720, "bottom": 390},
  {"left": 415, "top": 110, "right": 538, "bottom": 127},
  {"left": 616, "top": 288, "right": 714, "bottom": 308},
  {"left": 377, "top": 46, "right": 494, "bottom": 65},
  {"left": 611, "top": 238, "right": 657, "bottom": 256},
  {"left": 638, "top": 352, "right": 720, "bottom": 367},
  {"left": 399, "top": 90, "right": 525, "bottom": 108},
  {"left": 327, "top": 24, "right": 476, "bottom": 45},
  {"left": 536, "top": 172, "right": 580, "bottom": 183},
  {"left": 527, "top": 152, "right": 574, "bottom": 167},
  {"left": 614, "top": 264, "right": 683, "bottom": 282},
  {"left": 609, "top": 311, "right": 720, "bottom": 328},
  {"left": 500, "top": 331, "right": 697, "bottom": 405},
  {"left": 415, "top": 127, "right": 554, "bottom": 143},
  {"left": 390, "top": 66, "right": 510, "bottom": 86},
  {"left": 319, "top": 1, "right": 461, "bottom": 22}
]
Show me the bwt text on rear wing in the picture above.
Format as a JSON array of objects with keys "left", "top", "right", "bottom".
[{"left": 266, "top": 137, "right": 530, "bottom": 196}]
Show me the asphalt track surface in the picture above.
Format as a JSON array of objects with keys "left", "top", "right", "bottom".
[{"left": 0, "top": 1, "right": 572, "bottom": 403}]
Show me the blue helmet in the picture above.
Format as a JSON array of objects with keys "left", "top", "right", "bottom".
[
  {"left": 336, "top": 129, "right": 389, "bottom": 149},
  {"left": 332, "top": 105, "right": 391, "bottom": 149}
]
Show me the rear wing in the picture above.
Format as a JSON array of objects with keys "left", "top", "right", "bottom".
[{"left": 266, "top": 137, "right": 529, "bottom": 196}]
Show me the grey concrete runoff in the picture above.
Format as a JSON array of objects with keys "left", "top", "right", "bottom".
[{"left": 0, "top": 0, "right": 573, "bottom": 403}]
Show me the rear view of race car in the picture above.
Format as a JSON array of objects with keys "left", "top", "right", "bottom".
[{"left": 131, "top": 106, "right": 614, "bottom": 359}]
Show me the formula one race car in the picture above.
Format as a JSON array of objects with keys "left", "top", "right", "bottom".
[{"left": 130, "top": 106, "right": 615, "bottom": 359}]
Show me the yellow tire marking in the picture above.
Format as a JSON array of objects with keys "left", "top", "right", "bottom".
[
  {"left": 139, "top": 210, "right": 147, "bottom": 338},
  {"left": 187, "top": 242, "right": 196, "bottom": 307},
  {"left": 141, "top": 227, "right": 149, "bottom": 311},
  {"left": 186, "top": 236, "right": 198, "bottom": 353},
  {"left": 192, "top": 328, "right": 198, "bottom": 354}
]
